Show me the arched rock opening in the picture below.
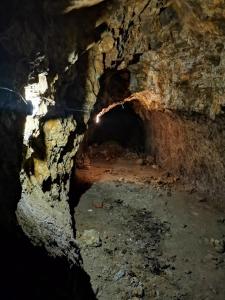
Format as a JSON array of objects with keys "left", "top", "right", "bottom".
[
  {"left": 74, "top": 89, "right": 225, "bottom": 206},
  {"left": 86, "top": 102, "right": 145, "bottom": 152}
]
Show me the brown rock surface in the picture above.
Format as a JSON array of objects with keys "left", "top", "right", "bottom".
[{"left": 0, "top": 0, "right": 225, "bottom": 275}]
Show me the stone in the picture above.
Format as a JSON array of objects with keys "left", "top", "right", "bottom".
[
  {"left": 93, "top": 200, "right": 104, "bottom": 209},
  {"left": 113, "top": 270, "right": 126, "bottom": 281},
  {"left": 79, "top": 229, "right": 102, "bottom": 247},
  {"left": 136, "top": 159, "right": 144, "bottom": 165},
  {"left": 210, "top": 238, "right": 225, "bottom": 253},
  {"left": 152, "top": 164, "right": 159, "bottom": 169},
  {"left": 132, "top": 285, "right": 144, "bottom": 297}
]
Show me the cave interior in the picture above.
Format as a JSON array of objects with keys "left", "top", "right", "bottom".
[{"left": 0, "top": 0, "right": 225, "bottom": 299}]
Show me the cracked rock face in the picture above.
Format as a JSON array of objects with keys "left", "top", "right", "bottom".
[
  {"left": 17, "top": 115, "right": 82, "bottom": 261},
  {"left": 1, "top": 0, "right": 225, "bottom": 264}
]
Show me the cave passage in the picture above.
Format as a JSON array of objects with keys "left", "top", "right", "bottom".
[
  {"left": 88, "top": 102, "right": 146, "bottom": 153},
  {"left": 72, "top": 108, "right": 225, "bottom": 300},
  {"left": 2, "top": 0, "right": 225, "bottom": 299},
  {"left": 70, "top": 102, "right": 147, "bottom": 208}
]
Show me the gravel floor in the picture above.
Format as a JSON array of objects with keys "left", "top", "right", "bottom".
[{"left": 74, "top": 157, "right": 225, "bottom": 300}]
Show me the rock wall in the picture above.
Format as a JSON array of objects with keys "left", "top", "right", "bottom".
[
  {"left": 89, "top": 0, "right": 225, "bottom": 118},
  {"left": 88, "top": 0, "right": 225, "bottom": 203},
  {"left": 144, "top": 110, "right": 225, "bottom": 204},
  {"left": 0, "top": 0, "right": 108, "bottom": 260},
  {"left": 17, "top": 115, "right": 82, "bottom": 261},
  {"left": 0, "top": 0, "right": 225, "bottom": 264}
]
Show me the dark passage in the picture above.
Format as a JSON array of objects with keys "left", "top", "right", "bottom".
[
  {"left": 70, "top": 103, "right": 146, "bottom": 208},
  {"left": 88, "top": 103, "right": 145, "bottom": 153}
]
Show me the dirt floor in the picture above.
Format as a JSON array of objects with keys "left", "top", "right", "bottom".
[{"left": 73, "top": 143, "right": 225, "bottom": 300}]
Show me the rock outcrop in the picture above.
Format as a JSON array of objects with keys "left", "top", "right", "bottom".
[{"left": 0, "top": 0, "right": 225, "bottom": 268}]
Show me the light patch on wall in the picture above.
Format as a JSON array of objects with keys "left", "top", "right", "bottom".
[
  {"left": 24, "top": 73, "right": 49, "bottom": 142},
  {"left": 25, "top": 73, "right": 48, "bottom": 116},
  {"left": 95, "top": 90, "right": 165, "bottom": 124},
  {"left": 95, "top": 114, "right": 100, "bottom": 124}
]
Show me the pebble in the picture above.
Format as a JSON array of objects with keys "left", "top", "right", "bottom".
[
  {"left": 79, "top": 229, "right": 102, "bottom": 247},
  {"left": 152, "top": 164, "right": 159, "bottom": 169},
  {"left": 93, "top": 200, "right": 104, "bottom": 208},
  {"left": 210, "top": 238, "right": 225, "bottom": 253},
  {"left": 136, "top": 158, "right": 143, "bottom": 165},
  {"left": 113, "top": 270, "right": 126, "bottom": 281}
]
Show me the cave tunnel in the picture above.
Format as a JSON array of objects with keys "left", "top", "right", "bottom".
[
  {"left": 71, "top": 95, "right": 225, "bottom": 299},
  {"left": 1, "top": 0, "right": 225, "bottom": 299},
  {"left": 88, "top": 102, "right": 146, "bottom": 153}
]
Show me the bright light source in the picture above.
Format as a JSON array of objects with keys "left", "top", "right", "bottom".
[
  {"left": 24, "top": 73, "right": 48, "bottom": 142},
  {"left": 24, "top": 73, "right": 48, "bottom": 117},
  {"left": 96, "top": 115, "right": 100, "bottom": 124},
  {"left": 25, "top": 84, "right": 41, "bottom": 117}
]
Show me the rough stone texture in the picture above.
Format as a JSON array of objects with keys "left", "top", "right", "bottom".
[
  {"left": 87, "top": 0, "right": 225, "bottom": 202},
  {"left": 89, "top": 0, "right": 225, "bottom": 119},
  {"left": 17, "top": 115, "right": 82, "bottom": 261},
  {"left": 79, "top": 229, "right": 102, "bottom": 247},
  {"left": 144, "top": 111, "right": 225, "bottom": 204},
  {"left": 0, "top": 0, "right": 108, "bottom": 261},
  {"left": 1, "top": 0, "right": 225, "bottom": 265}
]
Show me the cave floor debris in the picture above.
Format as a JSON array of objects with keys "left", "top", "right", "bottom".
[{"left": 74, "top": 156, "right": 225, "bottom": 300}]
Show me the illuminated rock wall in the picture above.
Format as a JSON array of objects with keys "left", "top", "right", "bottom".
[{"left": 0, "top": 0, "right": 225, "bottom": 261}]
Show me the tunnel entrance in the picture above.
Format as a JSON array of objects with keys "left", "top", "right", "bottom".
[
  {"left": 70, "top": 102, "right": 149, "bottom": 208},
  {"left": 74, "top": 101, "right": 151, "bottom": 173},
  {"left": 88, "top": 102, "right": 145, "bottom": 153},
  {"left": 70, "top": 105, "right": 225, "bottom": 300}
]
